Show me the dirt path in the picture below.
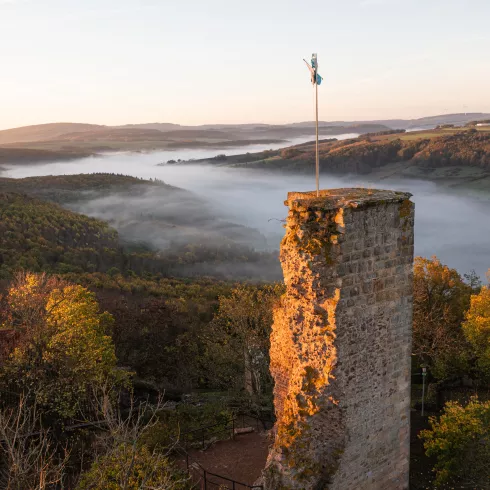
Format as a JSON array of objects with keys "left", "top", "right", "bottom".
[{"left": 187, "top": 431, "right": 270, "bottom": 487}]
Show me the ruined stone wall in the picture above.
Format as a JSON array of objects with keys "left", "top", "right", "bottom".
[{"left": 263, "top": 189, "right": 414, "bottom": 490}]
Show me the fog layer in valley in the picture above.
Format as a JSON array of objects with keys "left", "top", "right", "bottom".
[{"left": 3, "top": 137, "right": 489, "bottom": 280}]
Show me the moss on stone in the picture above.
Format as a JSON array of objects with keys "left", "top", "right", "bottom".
[{"left": 399, "top": 199, "right": 412, "bottom": 218}]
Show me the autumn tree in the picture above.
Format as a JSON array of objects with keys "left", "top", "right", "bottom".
[
  {"left": 108, "top": 295, "right": 200, "bottom": 390},
  {"left": 421, "top": 398, "right": 490, "bottom": 488},
  {"left": 0, "top": 272, "right": 125, "bottom": 418},
  {"left": 76, "top": 392, "right": 191, "bottom": 490},
  {"left": 201, "top": 284, "right": 283, "bottom": 398},
  {"left": 76, "top": 444, "right": 190, "bottom": 490},
  {"left": 0, "top": 395, "right": 69, "bottom": 490},
  {"left": 462, "top": 285, "right": 490, "bottom": 379},
  {"left": 412, "top": 256, "right": 473, "bottom": 380}
]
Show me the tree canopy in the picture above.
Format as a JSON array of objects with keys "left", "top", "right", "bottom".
[
  {"left": 463, "top": 285, "right": 490, "bottom": 379},
  {"left": 412, "top": 256, "right": 473, "bottom": 380},
  {"left": 0, "top": 272, "right": 124, "bottom": 418},
  {"left": 421, "top": 397, "right": 490, "bottom": 487}
]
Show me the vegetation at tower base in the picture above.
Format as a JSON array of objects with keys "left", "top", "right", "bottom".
[
  {"left": 76, "top": 444, "right": 191, "bottom": 490},
  {"left": 420, "top": 398, "right": 490, "bottom": 488},
  {"left": 202, "top": 284, "right": 284, "bottom": 398}
]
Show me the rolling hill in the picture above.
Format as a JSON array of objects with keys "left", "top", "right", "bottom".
[{"left": 0, "top": 174, "right": 281, "bottom": 281}]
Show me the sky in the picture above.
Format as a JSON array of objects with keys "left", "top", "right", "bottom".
[{"left": 0, "top": 0, "right": 489, "bottom": 129}]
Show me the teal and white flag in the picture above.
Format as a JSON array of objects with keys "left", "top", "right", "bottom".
[{"left": 304, "top": 53, "right": 322, "bottom": 85}]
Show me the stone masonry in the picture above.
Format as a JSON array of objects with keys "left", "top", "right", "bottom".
[{"left": 263, "top": 189, "right": 414, "bottom": 490}]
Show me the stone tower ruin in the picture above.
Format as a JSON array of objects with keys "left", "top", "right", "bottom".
[{"left": 263, "top": 189, "right": 414, "bottom": 490}]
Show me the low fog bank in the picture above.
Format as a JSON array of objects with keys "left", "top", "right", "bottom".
[
  {"left": 67, "top": 186, "right": 269, "bottom": 251},
  {"left": 63, "top": 185, "right": 282, "bottom": 281},
  {"left": 2, "top": 145, "right": 489, "bottom": 280}
]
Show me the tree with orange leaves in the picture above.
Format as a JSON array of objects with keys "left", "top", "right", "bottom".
[
  {"left": 412, "top": 256, "right": 473, "bottom": 380},
  {"left": 0, "top": 272, "right": 125, "bottom": 418},
  {"left": 462, "top": 284, "right": 490, "bottom": 380}
]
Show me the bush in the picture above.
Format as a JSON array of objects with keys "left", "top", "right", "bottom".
[
  {"left": 76, "top": 443, "right": 191, "bottom": 490},
  {"left": 420, "top": 397, "right": 490, "bottom": 487},
  {"left": 463, "top": 286, "right": 490, "bottom": 379},
  {"left": 0, "top": 273, "right": 127, "bottom": 419},
  {"left": 280, "top": 148, "right": 301, "bottom": 159},
  {"left": 142, "top": 398, "right": 234, "bottom": 450}
]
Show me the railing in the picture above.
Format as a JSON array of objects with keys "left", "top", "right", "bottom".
[
  {"left": 176, "top": 446, "right": 263, "bottom": 490},
  {"left": 192, "top": 464, "right": 263, "bottom": 490},
  {"left": 175, "top": 412, "right": 273, "bottom": 489},
  {"left": 180, "top": 412, "right": 273, "bottom": 450},
  {"left": 2, "top": 389, "right": 272, "bottom": 489}
]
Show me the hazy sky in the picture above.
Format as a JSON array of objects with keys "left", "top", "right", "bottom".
[{"left": 0, "top": 0, "right": 489, "bottom": 129}]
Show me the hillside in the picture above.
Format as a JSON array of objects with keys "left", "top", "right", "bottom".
[
  {"left": 0, "top": 192, "right": 124, "bottom": 278},
  {"left": 0, "top": 173, "right": 176, "bottom": 204},
  {"left": 0, "top": 147, "right": 93, "bottom": 168},
  {"left": 0, "top": 174, "right": 281, "bottom": 281},
  {"left": 0, "top": 122, "right": 103, "bottom": 145},
  {"left": 216, "top": 128, "right": 490, "bottom": 174},
  {"left": 1, "top": 114, "right": 488, "bottom": 166}
]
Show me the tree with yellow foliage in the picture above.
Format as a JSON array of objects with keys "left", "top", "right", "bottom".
[
  {"left": 201, "top": 284, "right": 283, "bottom": 398},
  {"left": 412, "top": 256, "right": 473, "bottom": 380},
  {"left": 0, "top": 272, "right": 125, "bottom": 418},
  {"left": 462, "top": 284, "right": 490, "bottom": 379},
  {"left": 421, "top": 397, "right": 490, "bottom": 487}
]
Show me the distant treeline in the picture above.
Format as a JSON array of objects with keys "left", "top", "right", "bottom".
[{"left": 235, "top": 131, "right": 490, "bottom": 174}]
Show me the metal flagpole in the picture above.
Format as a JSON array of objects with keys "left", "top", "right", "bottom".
[
  {"left": 315, "top": 80, "right": 319, "bottom": 197},
  {"left": 304, "top": 53, "right": 322, "bottom": 197}
]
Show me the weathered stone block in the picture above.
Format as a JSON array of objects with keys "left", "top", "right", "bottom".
[{"left": 263, "top": 189, "right": 414, "bottom": 490}]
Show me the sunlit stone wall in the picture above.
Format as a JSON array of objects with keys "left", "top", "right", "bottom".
[{"left": 263, "top": 189, "right": 414, "bottom": 490}]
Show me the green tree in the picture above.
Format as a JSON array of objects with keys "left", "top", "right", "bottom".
[
  {"left": 462, "top": 285, "right": 490, "bottom": 379},
  {"left": 412, "top": 256, "right": 472, "bottom": 380},
  {"left": 76, "top": 392, "right": 191, "bottom": 490},
  {"left": 1, "top": 272, "right": 125, "bottom": 418},
  {"left": 201, "top": 284, "right": 283, "bottom": 398},
  {"left": 76, "top": 444, "right": 190, "bottom": 490},
  {"left": 421, "top": 398, "right": 490, "bottom": 488}
]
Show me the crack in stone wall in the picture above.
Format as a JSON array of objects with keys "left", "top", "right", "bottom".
[{"left": 263, "top": 189, "right": 414, "bottom": 490}]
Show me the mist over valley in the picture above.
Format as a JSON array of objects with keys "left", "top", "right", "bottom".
[{"left": 2, "top": 131, "right": 489, "bottom": 280}]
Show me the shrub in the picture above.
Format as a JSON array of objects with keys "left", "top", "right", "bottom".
[
  {"left": 420, "top": 397, "right": 490, "bottom": 487},
  {"left": 76, "top": 443, "right": 191, "bottom": 490}
]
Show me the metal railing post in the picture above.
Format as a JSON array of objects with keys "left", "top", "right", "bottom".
[
  {"left": 421, "top": 366, "right": 427, "bottom": 416},
  {"left": 203, "top": 469, "right": 207, "bottom": 490},
  {"left": 232, "top": 417, "right": 235, "bottom": 440}
]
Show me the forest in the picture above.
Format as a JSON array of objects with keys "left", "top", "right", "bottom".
[
  {"left": 0, "top": 173, "right": 489, "bottom": 489},
  {"left": 0, "top": 174, "right": 281, "bottom": 282},
  {"left": 219, "top": 129, "right": 490, "bottom": 176}
]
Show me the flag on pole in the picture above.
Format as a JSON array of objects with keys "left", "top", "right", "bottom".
[
  {"left": 303, "top": 52, "right": 322, "bottom": 196},
  {"left": 303, "top": 53, "right": 323, "bottom": 85}
]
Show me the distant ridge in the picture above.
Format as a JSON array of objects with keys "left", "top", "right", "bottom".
[
  {"left": 0, "top": 123, "right": 104, "bottom": 145},
  {"left": 1, "top": 113, "right": 489, "bottom": 146}
]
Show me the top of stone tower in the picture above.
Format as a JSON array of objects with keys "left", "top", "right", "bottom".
[{"left": 286, "top": 188, "right": 412, "bottom": 211}]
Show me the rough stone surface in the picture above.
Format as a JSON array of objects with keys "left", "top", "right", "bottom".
[{"left": 263, "top": 188, "right": 414, "bottom": 490}]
